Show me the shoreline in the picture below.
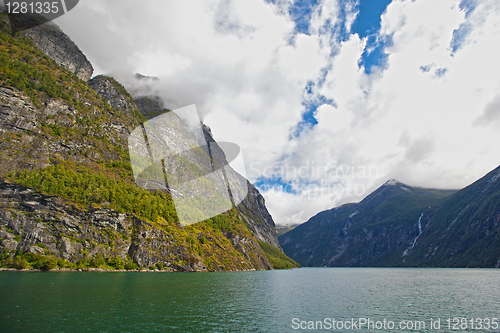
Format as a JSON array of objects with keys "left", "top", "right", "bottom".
[{"left": 0, "top": 267, "right": 263, "bottom": 273}]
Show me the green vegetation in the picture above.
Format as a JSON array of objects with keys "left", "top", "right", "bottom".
[
  {"left": 4, "top": 163, "right": 273, "bottom": 271},
  {"left": 257, "top": 240, "right": 300, "bottom": 269},
  {"left": 0, "top": 17, "right": 142, "bottom": 127},
  {"left": 0, "top": 248, "right": 139, "bottom": 271},
  {"left": 8, "top": 163, "right": 254, "bottom": 235},
  {"left": 9, "top": 164, "right": 178, "bottom": 224}
]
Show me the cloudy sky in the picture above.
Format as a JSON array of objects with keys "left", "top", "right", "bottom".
[{"left": 54, "top": 0, "right": 500, "bottom": 226}]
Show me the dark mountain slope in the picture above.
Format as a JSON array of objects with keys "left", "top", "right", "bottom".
[
  {"left": 279, "top": 180, "right": 455, "bottom": 267},
  {"left": 281, "top": 164, "right": 500, "bottom": 268},
  {"left": 404, "top": 165, "right": 500, "bottom": 267}
]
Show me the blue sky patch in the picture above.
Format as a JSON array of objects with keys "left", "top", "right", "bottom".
[
  {"left": 289, "top": 0, "right": 321, "bottom": 35},
  {"left": 290, "top": 81, "right": 336, "bottom": 138},
  {"left": 358, "top": 34, "right": 392, "bottom": 74},
  {"left": 450, "top": 0, "right": 478, "bottom": 53},
  {"left": 420, "top": 64, "right": 432, "bottom": 73},
  {"left": 434, "top": 68, "right": 447, "bottom": 78},
  {"left": 254, "top": 176, "right": 299, "bottom": 194},
  {"left": 351, "top": 0, "right": 392, "bottom": 38},
  {"left": 282, "top": 0, "right": 394, "bottom": 74},
  {"left": 459, "top": 0, "right": 478, "bottom": 18},
  {"left": 351, "top": 0, "right": 393, "bottom": 74}
]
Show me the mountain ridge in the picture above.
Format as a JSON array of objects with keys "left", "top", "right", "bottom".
[{"left": 279, "top": 167, "right": 500, "bottom": 267}]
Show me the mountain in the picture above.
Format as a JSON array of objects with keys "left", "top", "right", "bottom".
[
  {"left": 0, "top": 13, "right": 298, "bottom": 271},
  {"left": 280, "top": 166, "right": 500, "bottom": 267},
  {"left": 22, "top": 20, "right": 93, "bottom": 81},
  {"left": 276, "top": 224, "right": 300, "bottom": 237},
  {"left": 279, "top": 180, "right": 455, "bottom": 266},
  {"left": 404, "top": 165, "right": 500, "bottom": 267},
  {"left": 132, "top": 91, "right": 283, "bottom": 250}
]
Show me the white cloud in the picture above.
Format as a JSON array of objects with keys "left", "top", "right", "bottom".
[
  {"left": 54, "top": 0, "right": 500, "bottom": 226},
  {"left": 474, "top": 92, "right": 500, "bottom": 127},
  {"left": 262, "top": 0, "right": 500, "bottom": 224}
]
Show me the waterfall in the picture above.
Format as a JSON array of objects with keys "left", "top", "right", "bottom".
[
  {"left": 411, "top": 212, "right": 424, "bottom": 248},
  {"left": 403, "top": 212, "right": 424, "bottom": 262}
]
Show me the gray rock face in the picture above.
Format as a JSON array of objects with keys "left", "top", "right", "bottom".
[
  {"left": 0, "top": 86, "right": 38, "bottom": 133},
  {"left": 0, "top": 84, "right": 134, "bottom": 178},
  {"left": 88, "top": 75, "right": 143, "bottom": 128},
  {"left": 237, "top": 182, "right": 282, "bottom": 249},
  {"left": 134, "top": 96, "right": 166, "bottom": 119},
  {"left": 22, "top": 22, "right": 93, "bottom": 81},
  {"left": 0, "top": 180, "right": 271, "bottom": 271},
  {"left": 201, "top": 125, "right": 282, "bottom": 250},
  {"left": 133, "top": 96, "right": 282, "bottom": 250}
]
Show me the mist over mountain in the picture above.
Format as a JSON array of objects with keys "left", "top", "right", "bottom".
[{"left": 280, "top": 165, "right": 500, "bottom": 268}]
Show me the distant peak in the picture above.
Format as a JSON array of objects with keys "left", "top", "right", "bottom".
[
  {"left": 385, "top": 179, "right": 400, "bottom": 186},
  {"left": 134, "top": 73, "right": 159, "bottom": 81}
]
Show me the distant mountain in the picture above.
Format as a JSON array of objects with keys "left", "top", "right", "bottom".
[
  {"left": 276, "top": 224, "right": 300, "bottom": 237},
  {"left": 404, "top": 165, "right": 500, "bottom": 267},
  {"left": 280, "top": 166, "right": 500, "bottom": 267},
  {"left": 279, "top": 180, "right": 455, "bottom": 266}
]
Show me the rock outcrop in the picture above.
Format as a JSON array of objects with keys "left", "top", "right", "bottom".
[
  {"left": 134, "top": 96, "right": 282, "bottom": 250},
  {"left": 22, "top": 21, "right": 93, "bottom": 81},
  {"left": 88, "top": 75, "right": 144, "bottom": 128},
  {"left": 201, "top": 124, "right": 282, "bottom": 250},
  {"left": 0, "top": 179, "right": 272, "bottom": 271},
  {"left": 134, "top": 96, "right": 167, "bottom": 119}
]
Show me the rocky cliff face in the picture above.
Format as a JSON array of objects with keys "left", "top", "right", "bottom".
[
  {"left": 0, "top": 83, "right": 132, "bottom": 177},
  {"left": 0, "top": 180, "right": 271, "bottom": 271},
  {"left": 202, "top": 125, "right": 281, "bottom": 249},
  {"left": 21, "top": 21, "right": 93, "bottom": 81},
  {"left": 0, "top": 13, "right": 295, "bottom": 271},
  {"left": 88, "top": 75, "right": 144, "bottom": 129},
  {"left": 134, "top": 96, "right": 167, "bottom": 119},
  {"left": 134, "top": 96, "right": 282, "bottom": 250}
]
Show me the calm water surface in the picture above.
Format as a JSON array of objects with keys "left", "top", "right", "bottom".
[{"left": 1, "top": 268, "right": 499, "bottom": 332}]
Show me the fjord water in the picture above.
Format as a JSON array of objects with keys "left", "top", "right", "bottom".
[{"left": 1, "top": 268, "right": 499, "bottom": 332}]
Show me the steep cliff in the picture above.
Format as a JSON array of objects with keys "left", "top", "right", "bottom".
[
  {"left": 88, "top": 75, "right": 144, "bottom": 129},
  {"left": 0, "top": 179, "right": 271, "bottom": 271},
  {"left": 134, "top": 95, "right": 282, "bottom": 250},
  {"left": 201, "top": 124, "right": 282, "bottom": 250},
  {"left": 17, "top": 16, "right": 94, "bottom": 81},
  {"left": 0, "top": 13, "right": 297, "bottom": 271}
]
